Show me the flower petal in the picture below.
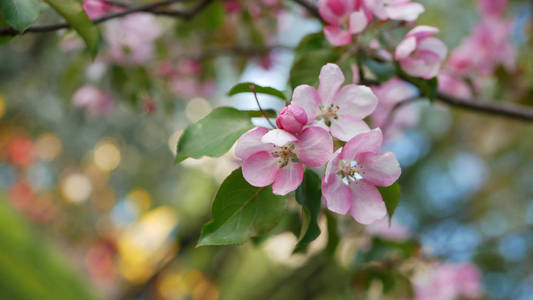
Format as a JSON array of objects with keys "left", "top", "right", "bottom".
[
  {"left": 272, "top": 162, "right": 304, "bottom": 195},
  {"left": 234, "top": 127, "right": 271, "bottom": 160},
  {"left": 406, "top": 25, "right": 439, "bottom": 41},
  {"left": 349, "top": 10, "right": 368, "bottom": 34},
  {"left": 335, "top": 84, "right": 378, "bottom": 119},
  {"left": 291, "top": 84, "right": 320, "bottom": 120},
  {"left": 341, "top": 128, "right": 383, "bottom": 161},
  {"left": 349, "top": 181, "right": 387, "bottom": 224},
  {"left": 395, "top": 36, "right": 417, "bottom": 60},
  {"left": 323, "top": 26, "right": 352, "bottom": 46},
  {"left": 418, "top": 37, "right": 448, "bottom": 60},
  {"left": 330, "top": 116, "right": 370, "bottom": 141},
  {"left": 242, "top": 151, "right": 279, "bottom": 187},
  {"left": 318, "top": 0, "right": 353, "bottom": 24},
  {"left": 261, "top": 129, "right": 297, "bottom": 147},
  {"left": 295, "top": 126, "right": 333, "bottom": 167},
  {"left": 386, "top": 2, "right": 424, "bottom": 22},
  {"left": 322, "top": 173, "right": 352, "bottom": 214},
  {"left": 318, "top": 63, "right": 345, "bottom": 104},
  {"left": 358, "top": 152, "right": 401, "bottom": 186}
]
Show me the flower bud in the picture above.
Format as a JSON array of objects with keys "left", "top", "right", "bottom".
[
  {"left": 82, "top": 0, "right": 111, "bottom": 19},
  {"left": 275, "top": 104, "right": 308, "bottom": 134}
]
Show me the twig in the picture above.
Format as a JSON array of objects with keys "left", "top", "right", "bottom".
[
  {"left": 292, "top": 0, "right": 323, "bottom": 20},
  {"left": 0, "top": 0, "right": 211, "bottom": 36},
  {"left": 249, "top": 84, "right": 277, "bottom": 128}
]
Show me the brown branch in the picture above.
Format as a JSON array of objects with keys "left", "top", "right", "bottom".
[
  {"left": 0, "top": 0, "right": 212, "bottom": 36},
  {"left": 292, "top": 0, "right": 322, "bottom": 19}
]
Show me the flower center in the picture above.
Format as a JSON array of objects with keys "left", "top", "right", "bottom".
[
  {"left": 272, "top": 144, "right": 296, "bottom": 168},
  {"left": 316, "top": 104, "right": 339, "bottom": 127},
  {"left": 337, "top": 159, "right": 364, "bottom": 185}
]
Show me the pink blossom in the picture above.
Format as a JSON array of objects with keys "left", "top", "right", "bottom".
[
  {"left": 371, "top": 78, "right": 419, "bottom": 139},
  {"left": 82, "top": 0, "right": 111, "bottom": 19},
  {"left": 321, "top": 129, "right": 401, "bottom": 224},
  {"left": 414, "top": 262, "right": 482, "bottom": 300},
  {"left": 292, "top": 63, "right": 378, "bottom": 141},
  {"left": 366, "top": 217, "right": 410, "bottom": 241},
  {"left": 366, "top": 0, "right": 424, "bottom": 22},
  {"left": 276, "top": 104, "right": 308, "bottom": 134},
  {"left": 478, "top": 0, "right": 507, "bottom": 18},
  {"left": 72, "top": 85, "right": 113, "bottom": 116},
  {"left": 104, "top": 13, "right": 162, "bottom": 65},
  {"left": 395, "top": 26, "right": 447, "bottom": 79},
  {"left": 318, "top": 0, "right": 371, "bottom": 46},
  {"left": 235, "top": 127, "right": 333, "bottom": 195},
  {"left": 437, "top": 71, "right": 473, "bottom": 99}
]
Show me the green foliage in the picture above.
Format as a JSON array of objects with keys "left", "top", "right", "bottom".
[
  {"left": 294, "top": 169, "right": 322, "bottom": 253},
  {"left": 197, "top": 168, "right": 289, "bottom": 246},
  {"left": 355, "top": 237, "right": 420, "bottom": 266},
  {"left": 324, "top": 210, "right": 339, "bottom": 256},
  {"left": 377, "top": 183, "right": 401, "bottom": 222},
  {"left": 228, "top": 82, "right": 287, "bottom": 101},
  {"left": 176, "top": 0, "right": 224, "bottom": 37},
  {"left": 289, "top": 32, "right": 340, "bottom": 88},
  {"left": 0, "top": 0, "right": 40, "bottom": 32},
  {"left": 0, "top": 197, "right": 98, "bottom": 300},
  {"left": 176, "top": 107, "right": 254, "bottom": 162},
  {"left": 361, "top": 55, "right": 396, "bottom": 82},
  {"left": 42, "top": 0, "right": 99, "bottom": 57}
]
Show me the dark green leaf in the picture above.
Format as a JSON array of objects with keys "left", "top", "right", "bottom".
[
  {"left": 197, "top": 168, "right": 289, "bottom": 246},
  {"left": 324, "top": 210, "right": 339, "bottom": 256},
  {"left": 0, "top": 0, "right": 40, "bottom": 32},
  {"left": 228, "top": 82, "right": 287, "bottom": 101},
  {"left": 377, "top": 183, "right": 401, "bottom": 222},
  {"left": 176, "top": 107, "right": 254, "bottom": 162},
  {"left": 42, "top": 0, "right": 99, "bottom": 57},
  {"left": 361, "top": 55, "right": 396, "bottom": 82},
  {"left": 294, "top": 169, "right": 322, "bottom": 253}
]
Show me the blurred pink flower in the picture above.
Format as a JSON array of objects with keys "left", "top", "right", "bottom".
[
  {"left": 366, "top": 0, "right": 424, "bottom": 22},
  {"left": 318, "top": 0, "right": 371, "bottom": 46},
  {"left": 414, "top": 262, "right": 482, "bottom": 300},
  {"left": 395, "top": 26, "right": 447, "bottom": 79},
  {"left": 437, "top": 71, "right": 473, "bottom": 99},
  {"left": 276, "top": 104, "right": 308, "bottom": 134},
  {"left": 292, "top": 63, "right": 378, "bottom": 141},
  {"left": 322, "top": 129, "right": 401, "bottom": 224},
  {"left": 235, "top": 126, "right": 333, "bottom": 195},
  {"left": 366, "top": 217, "right": 411, "bottom": 240},
  {"left": 371, "top": 78, "right": 419, "bottom": 139},
  {"left": 72, "top": 85, "right": 113, "bottom": 116},
  {"left": 82, "top": 0, "right": 111, "bottom": 19},
  {"left": 478, "top": 0, "right": 507, "bottom": 18},
  {"left": 104, "top": 13, "right": 162, "bottom": 65}
]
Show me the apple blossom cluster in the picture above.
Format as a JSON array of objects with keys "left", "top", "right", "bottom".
[{"left": 235, "top": 63, "right": 401, "bottom": 224}]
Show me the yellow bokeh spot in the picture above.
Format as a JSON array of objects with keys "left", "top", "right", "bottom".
[
  {"left": 35, "top": 133, "right": 62, "bottom": 161},
  {"left": 93, "top": 139, "right": 121, "bottom": 172},
  {"left": 127, "top": 189, "right": 152, "bottom": 212},
  {"left": 61, "top": 173, "right": 92, "bottom": 203},
  {"left": 0, "top": 94, "right": 5, "bottom": 119},
  {"left": 185, "top": 97, "right": 211, "bottom": 122}
]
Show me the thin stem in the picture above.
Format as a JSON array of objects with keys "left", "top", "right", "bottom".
[{"left": 249, "top": 84, "right": 277, "bottom": 128}]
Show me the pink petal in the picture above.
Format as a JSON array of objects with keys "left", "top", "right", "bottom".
[
  {"left": 386, "top": 2, "right": 424, "bottom": 21},
  {"left": 349, "top": 10, "right": 368, "bottom": 34},
  {"left": 406, "top": 25, "right": 439, "bottom": 41},
  {"left": 318, "top": 0, "right": 353, "bottom": 24},
  {"left": 330, "top": 116, "right": 370, "bottom": 141},
  {"left": 323, "top": 26, "right": 352, "bottom": 46},
  {"left": 272, "top": 162, "right": 304, "bottom": 195},
  {"left": 335, "top": 84, "right": 378, "bottom": 119},
  {"left": 341, "top": 128, "right": 383, "bottom": 161},
  {"left": 358, "top": 152, "right": 401, "bottom": 186},
  {"left": 234, "top": 127, "right": 271, "bottom": 160},
  {"left": 294, "top": 126, "right": 333, "bottom": 167},
  {"left": 399, "top": 51, "right": 442, "bottom": 79},
  {"left": 291, "top": 84, "right": 321, "bottom": 120},
  {"left": 395, "top": 36, "right": 417, "bottom": 60},
  {"left": 322, "top": 173, "right": 352, "bottom": 214},
  {"left": 318, "top": 63, "right": 345, "bottom": 105},
  {"left": 349, "top": 181, "right": 387, "bottom": 224},
  {"left": 261, "top": 129, "right": 298, "bottom": 146},
  {"left": 242, "top": 151, "right": 279, "bottom": 187},
  {"left": 324, "top": 148, "right": 342, "bottom": 179},
  {"left": 418, "top": 37, "right": 448, "bottom": 60}
]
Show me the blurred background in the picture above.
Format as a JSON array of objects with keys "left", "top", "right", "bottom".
[{"left": 1, "top": 0, "right": 533, "bottom": 299}]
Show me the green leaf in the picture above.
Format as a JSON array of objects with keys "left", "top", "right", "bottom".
[
  {"left": 176, "top": 107, "right": 254, "bottom": 162},
  {"left": 0, "top": 0, "right": 40, "bottom": 32},
  {"left": 361, "top": 55, "right": 396, "bottom": 82},
  {"left": 228, "top": 82, "right": 287, "bottom": 101},
  {"left": 197, "top": 168, "right": 289, "bottom": 246},
  {"left": 377, "top": 183, "right": 401, "bottom": 222},
  {"left": 42, "top": 0, "right": 99, "bottom": 57},
  {"left": 0, "top": 195, "right": 98, "bottom": 300},
  {"left": 294, "top": 169, "right": 322, "bottom": 253},
  {"left": 324, "top": 210, "right": 339, "bottom": 256}
]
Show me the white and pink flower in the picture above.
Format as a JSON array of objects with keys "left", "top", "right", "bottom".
[
  {"left": 366, "top": 0, "right": 424, "bottom": 22},
  {"left": 235, "top": 126, "right": 333, "bottom": 195},
  {"left": 321, "top": 129, "right": 401, "bottom": 224},
  {"left": 82, "top": 0, "right": 111, "bottom": 19},
  {"left": 72, "top": 85, "right": 113, "bottom": 116},
  {"left": 395, "top": 26, "right": 447, "bottom": 79},
  {"left": 318, "top": 0, "right": 371, "bottom": 46},
  {"left": 292, "top": 63, "right": 378, "bottom": 141},
  {"left": 276, "top": 104, "right": 308, "bottom": 135}
]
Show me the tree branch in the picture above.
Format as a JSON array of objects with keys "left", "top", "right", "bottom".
[
  {"left": 0, "top": 0, "right": 212, "bottom": 36},
  {"left": 292, "top": 0, "right": 322, "bottom": 19}
]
